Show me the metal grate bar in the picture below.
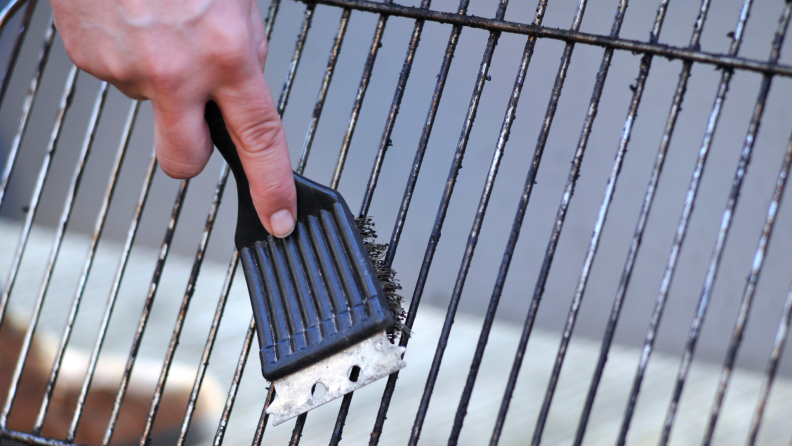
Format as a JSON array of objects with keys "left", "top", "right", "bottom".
[
  {"left": 406, "top": 0, "right": 510, "bottom": 443},
  {"left": 212, "top": 317, "right": 256, "bottom": 446},
  {"left": 450, "top": 0, "right": 580, "bottom": 442},
  {"left": 703, "top": 58, "right": 792, "bottom": 446},
  {"left": 0, "top": 13, "right": 55, "bottom": 212},
  {"left": 70, "top": 155, "right": 168, "bottom": 444},
  {"left": 276, "top": 4, "right": 314, "bottom": 118},
  {"left": 3, "top": 80, "right": 108, "bottom": 434},
  {"left": 369, "top": 1, "right": 470, "bottom": 442},
  {"left": 474, "top": 0, "right": 590, "bottom": 443},
  {"left": 177, "top": 252, "right": 240, "bottom": 446},
  {"left": 264, "top": 0, "right": 280, "bottom": 39},
  {"left": 138, "top": 165, "right": 229, "bottom": 446},
  {"left": 616, "top": 1, "right": 753, "bottom": 441},
  {"left": 357, "top": 0, "right": 429, "bottom": 218},
  {"left": 250, "top": 387, "right": 276, "bottom": 446},
  {"left": 34, "top": 100, "right": 140, "bottom": 433},
  {"left": 710, "top": 129, "right": 792, "bottom": 445},
  {"left": 303, "top": 0, "right": 792, "bottom": 78},
  {"left": 288, "top": 414, "right": 307, "bottom": 446},
  {"left": 380, "top": 0, "right": 467, "bottom": 270},
  {"left": 327, "top": 393, "right": 352, "bottom": 445},
  {"left": 448, "top": 3, "right": 555, "bottom": 443},
  {"left": 0, "top": 63, "right": 77, "bottom": 350},
  {"left": 322, "top": 0, "right": 440, "bottom": 440},
  {"left": 0, "top": 0, "right": 37, "bottom": 110},
  {"left": 532, "top": 0, "right": 670, "bottom": 443},
  {"left": 329, "top": 1, "right": 392, "bottom": 189},
  {"left": 574, "top": 1, "right": 711, "bottom": 443},
  {"left": 658, "top": 4, "right": 792, "bottom": 444},
  {"left": 296, "top": 8, "right": 350, "bottom": 175},
  {"left": 2, "top": 428, "right": 79, "bottom": 446},
  {"left": 97, "top": 171, "right": 180, "bottom": 445},
  {"left": 327, "top": 1, "right": 435, "bottom": 439},
  {"left": 748, "top": 269, "right": 792, "bottom": 445},
  {"left": 489, "top": 0, "right": 629, "bottom": 443}
]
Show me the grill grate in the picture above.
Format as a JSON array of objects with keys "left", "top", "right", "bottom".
[{"left": 1, "top": 0, "right": 792, "bottom": 445}]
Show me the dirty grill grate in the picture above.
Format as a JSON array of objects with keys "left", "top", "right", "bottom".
[{"left": 1, "top": 0, "right": 792, "bottom": 445}]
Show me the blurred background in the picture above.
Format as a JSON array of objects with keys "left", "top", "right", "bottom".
[{"left": 2, "top": 0, "right": 792, "bottom": 444}]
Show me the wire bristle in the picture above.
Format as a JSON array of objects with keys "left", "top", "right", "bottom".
[{"left": 356, "top": 216, "right": 409, "bottom": 343}]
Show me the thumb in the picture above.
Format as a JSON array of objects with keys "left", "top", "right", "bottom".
[{"left": 214, "top": 70, "right": 296, "bottom": 238}]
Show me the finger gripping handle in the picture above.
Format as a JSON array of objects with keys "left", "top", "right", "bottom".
[{"left": 205, "top": 101, "right": 271, "bottom": 248}]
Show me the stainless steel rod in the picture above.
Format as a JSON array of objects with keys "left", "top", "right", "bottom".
[
  {"left": 532, "top": 0, "right": 672, "bottom": 443},
  {"left": 369, "top": 1, "right": 471, "bottom": 442},
  {"left": 250, "top": 387, "right": 276, "bottom": 446},
  {"left": 702, "top": 74, "right": 792, "bottom": 446},
  {"left": 276, "top": 4, "right": 315, "bottom": 118},
  {"left": 0, "top": 14, "right": 55, "bottom": 213},
  {"left": 176, "top": 251, "right": 239, "bottom": 446},
  {"left": 329, "top": 0, "right": 393, "bottom": 189},
  {"left": 296, "top": 8, "right": 351, "bottom": 175},
  {"left": 0, "top": 0, "right": 37, "bottom": 110},
  {"left": 34, "top": 99, "right": 140, "bottom": 433},
  {"left": 0, "top": 63, "right": 77, "bottom": 352},
  {"left": 658, "top": 4, "right": 792, "bottom": 444},
  {"left": 357, "top": 0, "right": 431, "bottom": 218},
  {"left": 2, "top": 81, "right": 108, "bottom": 433},
  {"left": 747, "top": 272, "right": 792, "bottom": 445},
  {"left": 406, "top": 0, "right": 511, "bottom": 442},
  {"left": 68, "top": 156, "right": 168, "bottom": 442},
  {"left": 573, "top": 0, "right": 711, "bottom": 442},
  {"left": 615, "top": 0, "right": 753, "bottom": 441},
  {"left": 302, "top": 0, "right": 792, "bottom": 78},
  {"left": 212, "top": 317, "right": 256, "bottom": 446},
  {"left": 138, "top": 165, "right": 230, "bottom": 446},
  {"left": 490, "top": 0, "right": 630, "bottom": 442},
  {"left": 99, "top": 169, "right": 185, "bottom": 446}
]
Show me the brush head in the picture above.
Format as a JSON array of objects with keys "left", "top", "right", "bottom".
[
  {"left": 205, "top": 102, "right": 397, "bottom": 381},
  {"left": 355, "top": 216, "right": 408, "bottom": 342}
]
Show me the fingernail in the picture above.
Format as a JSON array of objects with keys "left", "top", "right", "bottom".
[{"left": 270, "top": 209, "right": 295, "bottom": 238}]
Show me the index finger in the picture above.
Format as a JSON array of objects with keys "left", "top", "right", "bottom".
[{"left": 214, "top": 68, "right": 297, "bottom": 238}]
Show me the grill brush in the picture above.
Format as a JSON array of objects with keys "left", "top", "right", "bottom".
[{"left": 204, "top": 101, "right": 406, "bottom": 425}]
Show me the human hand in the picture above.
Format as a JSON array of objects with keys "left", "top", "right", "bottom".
[{"left": 50, "top": 0, "right": 297, "bottom": 237}]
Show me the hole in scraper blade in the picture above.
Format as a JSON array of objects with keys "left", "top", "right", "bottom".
[
  {"left": 348, "top": 365, "right": 361, "bottom": 382},
  {"left": 311, "top": 382, "right": 327, "bottom": 399}
]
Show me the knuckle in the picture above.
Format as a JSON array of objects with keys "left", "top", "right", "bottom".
[
  {"left": 207, "top": 26, "right": 249, "bottom": 70},
  {"left": 145, "top": 60, "right": 184, "bottom": 90},
  {"left": 235, "top": 119, "right": 285, "bottom": 155},
  {"left": 137, "top": 43, "right": 188, "bottom": 90}
]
